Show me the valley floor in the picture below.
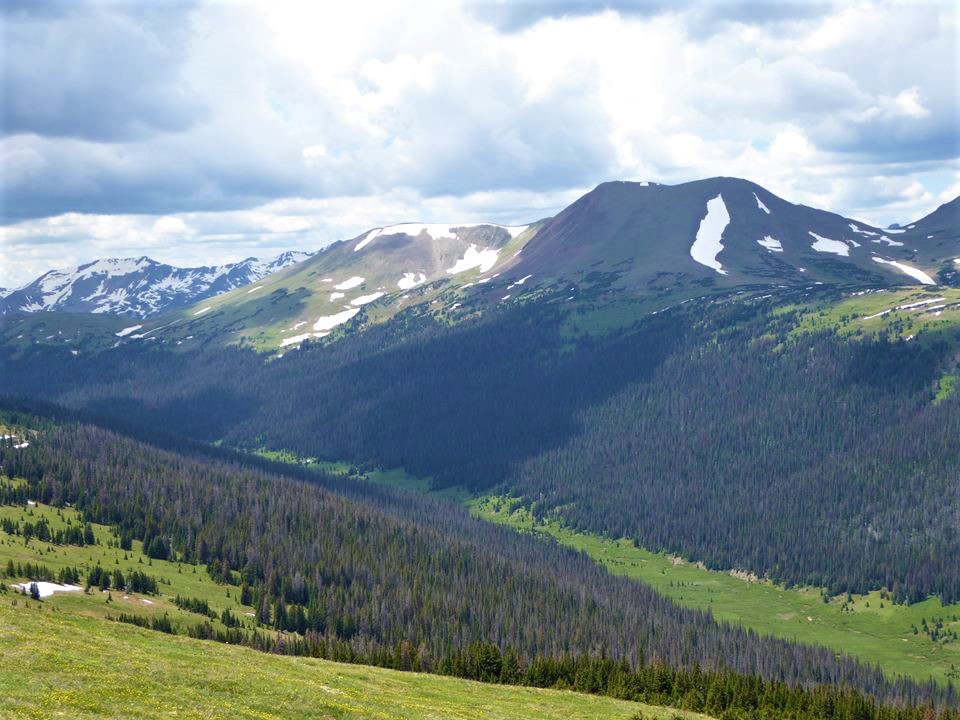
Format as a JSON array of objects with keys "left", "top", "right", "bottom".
[
  {"left": 342, "top": 464, "right": 960, "bottom": 687},
  {"left": 470, "top": 497, "right": 960, "bottom": 686}
]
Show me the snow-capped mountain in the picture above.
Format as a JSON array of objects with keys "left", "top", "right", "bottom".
[
  {"left": 0, "top": 251, "right": 313, "bottom": 318},
  {"left": 508, "top": 177, "right": 952, "bottom": 290},
  {"left": 5, "top": 178, "right": 956, "bottom": 355}
]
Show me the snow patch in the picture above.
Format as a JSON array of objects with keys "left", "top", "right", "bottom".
[
  {"left": 350, "top": 292, "right": 385, "bottom": 306},
  {"left": 809, "top": 232, "right": 849, "bottom": 256},
  {"left": 753, "top": 193, "right": 770, "bottom": 214},
  {"left": 329, "top": 292, "right": 345, "bottom": 301},
  {"left": 354, "top": 228, "right": 382, "bottom": 252},
  {"left": 12, "top": 582, "right": 82, "bottom": 598},
  {"left": 380, "top": 223, "right": 461, "bottom": 239},
  {"left": 507, "top": 274, "right": 533, "bottom": 290},
  {"left": 757, "top": 236, "right": 783, "bottom": 252},
  {"left": 871, "top": 257, "right": 936, "bottom": 285},
  {"left": 313, "top": 308, "right": 360, "bottom": 331},
  {"left": 397, "top": 272, "right": 426, "bottom": 290},
  {"left": 193, "top": 306, "right": 212, "bottom": 316},
  {"left": 690, "top": 194, "right": 730, "bottom": 275},
  {"left": 872, "top": 236, "right": 904, "bottom": 247},
  {"left": 502, "top": 225, "right": 529, "bottom": 238},
  {"left": 247, "top": 286, "right": 262, "bottom": 294},
  {"left": 447, "top": 245, "right": 499, "bottom": 275},
  {"left": 115, "top": 324, "right": 143, "bottom": 337},
  {"left": 862, "top": 297, "right": 945, "bottom": 320},
  {"left": 376, "top": 222, "right": 528, "bottom": 240},
  {"left": 334, "top": 276, "right": 365, "bottom": 291},
  {"left": 280, "top": 333, "right": 311, "bottom": 348},
  {"left": 849, "top": 224, "right": 878, "bottom": 237}
]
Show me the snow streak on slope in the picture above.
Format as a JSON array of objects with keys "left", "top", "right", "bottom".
[
  {"left": 115, "top": 324, "right": 143, "bottom": 337},
  {"left": 873, "top": 236, "right": 905, "bottom": 247},
  {"left": 849, "top": 224, "right": 878, "bottom": 237},
  {"left": 753, "top": 193, "right": 770, "bottom": 214},
  {"left": 871, "top": 257, "right": 936, "bottom": 285},
  {"left": 690, "top": 194, "right": 730, "bottom": 275},
  {"left": 354, "top": 228, "right": 382, "bottom": 252}
]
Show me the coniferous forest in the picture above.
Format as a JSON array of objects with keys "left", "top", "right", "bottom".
[
  {"left": 3, "top": 293, "right": 958, "bottom": 606},
  {"left": 0, "top": 409, "right": 956, "bottom": 719}
]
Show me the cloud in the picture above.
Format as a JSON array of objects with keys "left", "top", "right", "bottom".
[
  {"left": 0, "top": 186, "right": 583, "bottom": 287},
  {"left": 0, "top": 0, "right": 956, "bottom": 284},
  {"left": 1, "top": 2, "right": 203, "bottom": 142},
  {"left": 465, "top": 0, "right": 832, "bottom": 32}
]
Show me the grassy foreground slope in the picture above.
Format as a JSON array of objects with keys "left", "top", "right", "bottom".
[{"left": 0, "top": 602, "right": 705, "bottom": 720}]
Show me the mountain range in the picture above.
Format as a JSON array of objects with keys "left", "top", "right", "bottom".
[
  {"left": 5, "top": 179, "right": 957, "bottom": 337},
  {"left": 0, "top": 251, "right": 314, "bottom": 318},
  {"left": 110, "top": 177, "right": 960, "bottom": 352},
  {"left": 1, "top": 177, "right": 957, "bottom": 357}
]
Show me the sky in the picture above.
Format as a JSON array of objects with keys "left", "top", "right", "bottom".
[{"left": 0, "top": 0, "right": 957, "bottom": 288}]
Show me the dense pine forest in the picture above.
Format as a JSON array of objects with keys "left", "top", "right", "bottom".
[
  {"left": 0, "top": 409, "right": 956, "bottom": 716},
  {"left": 2, "top": 291, "right": 957, "bottom": 606}
]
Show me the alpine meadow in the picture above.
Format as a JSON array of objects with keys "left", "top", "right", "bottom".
[{"left": 1, "top": 2, "right": 959, "bottom": 719}]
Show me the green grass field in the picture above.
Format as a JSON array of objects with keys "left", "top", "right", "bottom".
[
  {"left": 0, "top": 600, "right": 713, "bottom": 720},
  {"left": 792, "top": 287, "right": 960, "bottom": 343}
]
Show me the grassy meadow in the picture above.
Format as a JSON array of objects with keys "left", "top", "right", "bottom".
[{"left": 0, "top": 599, "right": 711, "bottom": 720}]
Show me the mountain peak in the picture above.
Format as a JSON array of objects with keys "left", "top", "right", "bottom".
[{"left": 1, "top": 250, "right": 314, "bottom": 318}]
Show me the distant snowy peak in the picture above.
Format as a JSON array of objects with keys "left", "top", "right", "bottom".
[{"left": 1, "top": 250, "right": 313, "bottom": 318}]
